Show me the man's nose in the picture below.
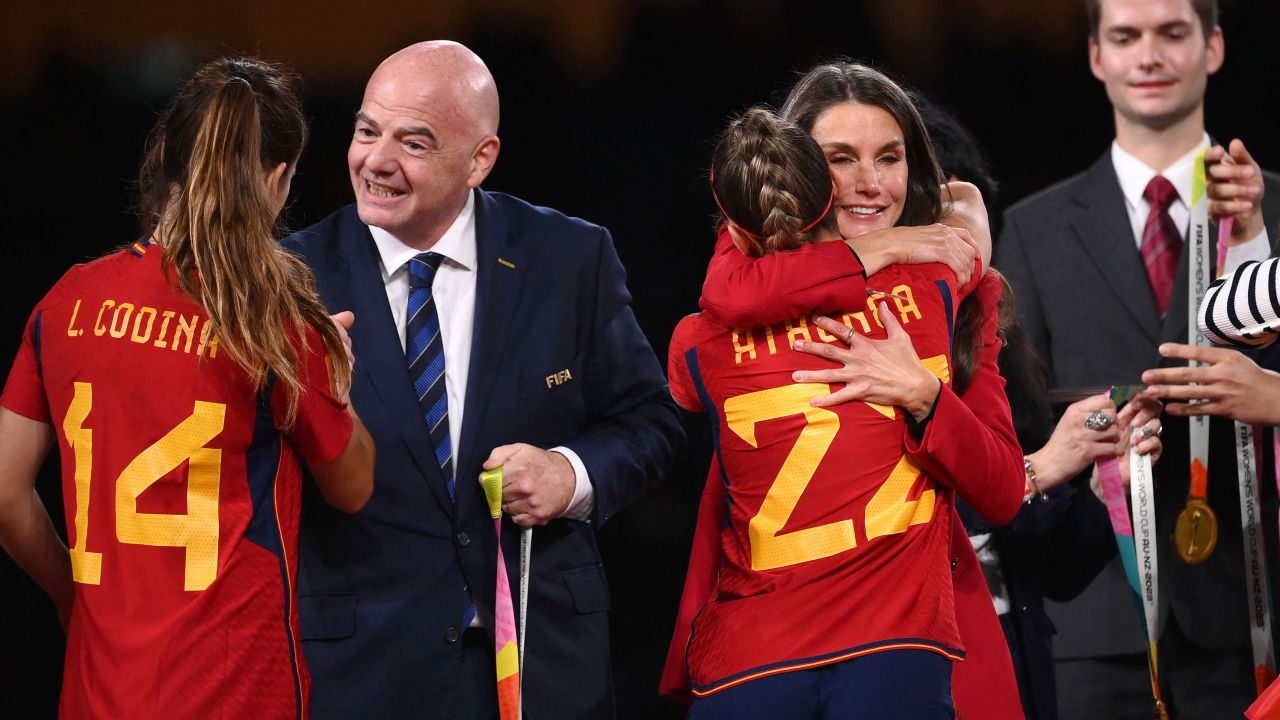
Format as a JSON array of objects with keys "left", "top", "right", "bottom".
[
  {"left": 1136, "top": 34, "right": 1164, "bottom": 71},
  {"left": 363, "top": 137, "right": 397, "bottom": 173}
]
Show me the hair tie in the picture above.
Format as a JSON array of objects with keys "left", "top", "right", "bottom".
[
  {"left": 227, "top": 74, "right": 252, "bottom": 89},
  {"left": 798, "top": 183, "right": 836, "bottom": 234}
]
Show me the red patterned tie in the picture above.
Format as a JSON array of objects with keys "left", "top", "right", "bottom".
[{"left": 1141, "top": 175, "right": 1182, "bottom": 318}]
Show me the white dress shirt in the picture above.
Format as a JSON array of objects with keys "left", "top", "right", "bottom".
[
  {"left": 368, "top": 191, "right": 595, "bottom": 520},
  {"left": 1111, "top": 135, "right": 1270, "bottom": 274}
]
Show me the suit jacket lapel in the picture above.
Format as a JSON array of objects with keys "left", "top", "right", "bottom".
[
  {"left": 455, "top": 190, "right": 526, "bottom": 517},
  {"left": 1067, "top": 152, "right": 1162, "bottom": 344},
  {"left": 333, "top": 209, "right": 455, "bottom": 513}
]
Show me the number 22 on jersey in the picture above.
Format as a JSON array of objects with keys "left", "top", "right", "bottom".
[
  {"left": 63, "top": 381, "right": 226, "bottom": 591},
  {"left": 724, "top": 383, "right": 934, "bottom": 571}
]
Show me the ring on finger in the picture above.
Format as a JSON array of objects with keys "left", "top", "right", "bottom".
[
  {"left": 845, "top": 328, "right": 855, "bottom": 346},
  {"left": 1084, "top": 410, "right": 1114, "bottom": 431},
  {"left": 1139, "top": 423, "right": 1159, "bottom": 440}
]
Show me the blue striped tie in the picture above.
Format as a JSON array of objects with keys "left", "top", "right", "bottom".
[{"left": 406, "top": 252, "right": 454, "bottom": 499}]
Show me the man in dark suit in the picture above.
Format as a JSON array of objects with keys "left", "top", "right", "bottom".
[
  {"left": 995, "top": 0, "right": 1280, "bottom": 717},
  {"left": 285, "top": 41, "right": 682, "bottom": 719}
]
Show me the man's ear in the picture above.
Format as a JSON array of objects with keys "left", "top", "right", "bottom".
[
  {"left": 1088, "top": 36, "right": 1105, "bottom": 83},
  {"left": 1205, "top": 26, "right": 1224, "bottom": 76},
  {"left": 466, "top": 135, "right": 501, "bottom": 188}
]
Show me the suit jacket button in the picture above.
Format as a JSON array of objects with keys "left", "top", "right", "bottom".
[
  {"left": 456, "top": 531, "right": 470, "bottom": 547},
  {"left": 445, "top": 627, "right": 460, "bottom": 644}
]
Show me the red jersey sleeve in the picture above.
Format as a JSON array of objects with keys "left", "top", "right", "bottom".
[
  {"left": 1, "top": 304, "right": 51, "bottom": 423},
  {"left": 667, "top": 315, "right": 705, "bottom": 413},
  {"left": 273, "top": 325, "right": 355, "bottom": 465},
  {"left": 903, "top": 272, "right": 1024, "bottom": 525},
  {"left": 698, "top": 225, "right": 868, "bottom": 328}
]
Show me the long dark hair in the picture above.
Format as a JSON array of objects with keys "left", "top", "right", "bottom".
[
  {"left": 782, "top": 61, "right": 985, "bottom": 392},
  {"left": 138, "top": 57, "right": 349, "bottom": 426},
  {"left": 781, "top": 62, "right": 945, "bottom": 230},
  {"left": 710, "top": 107, "right": 838, "bottom": 255}
]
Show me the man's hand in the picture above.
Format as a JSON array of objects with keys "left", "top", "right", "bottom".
[
  {"left": 482, "top": 444, "right": 576, "bottom": 528},
  {"left": 1206, "top": 139, "right": 1265, "bottom": 244},
  {"left": 1142, "top": 342, "right": 1280, "bottom": 426},
  {"left": 791, "top": 303, "right": 941, "bottom": 420},
  {"left": 330, "top": 311, "right": 356, "bottom": 367}
]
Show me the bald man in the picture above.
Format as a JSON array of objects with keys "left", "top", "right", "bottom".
[{"left": 284, "top": 42, "right": 682, "bottom": 719}]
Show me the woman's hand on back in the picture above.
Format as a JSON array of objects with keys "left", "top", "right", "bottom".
[{"left": 791, "top": 303, "right": 941, "bottom": 421}]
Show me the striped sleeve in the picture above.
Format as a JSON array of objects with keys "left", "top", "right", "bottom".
[{"left": 1199, "top": 258, "right": 1280, "bottom": 348}]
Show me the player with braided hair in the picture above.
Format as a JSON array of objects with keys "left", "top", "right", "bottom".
[{"left": 668, "top": 106, "right": 982, "bottom": 719}]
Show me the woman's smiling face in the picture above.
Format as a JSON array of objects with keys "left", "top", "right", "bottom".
[{"left": 810, "top": 101, "right": 908, "bottom": 238}]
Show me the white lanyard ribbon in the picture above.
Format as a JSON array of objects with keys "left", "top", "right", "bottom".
[
  {"left": 1129, "top": 446, "right": 1165, "bottom": 712},
  {"left": 1236, "top": 423, "right": 1275, "bottom": 691},
  {"left": 1188, "top": 150, "right": 1213, "bottom": 510}
]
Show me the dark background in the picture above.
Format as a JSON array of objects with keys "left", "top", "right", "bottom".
[{"left": 2, "top": 1, "right": 1278, "bottom": 716}]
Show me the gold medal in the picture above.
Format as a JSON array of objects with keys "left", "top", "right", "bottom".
[
  {"left": 1175, "top": 460, "right": 1217, "bottom": 564},
  {"left": 1174, "top": 498, "right": 1218, "bottom": 564}
]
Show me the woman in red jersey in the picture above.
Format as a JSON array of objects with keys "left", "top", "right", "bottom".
[
  {"left": 665, "top": 62, "right": 1162, "bottom": 720},
  {"left": 0, "top": 57, "right": 374, "bottom": 719},
  {"left": 669, "top": 105, "right": 990, "bottom": 719}
]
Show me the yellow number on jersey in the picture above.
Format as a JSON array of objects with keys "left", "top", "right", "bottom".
[
  {"left": 865, "top": 454, "right": 934, "bottom": 540},
  {"left": 724, "top": 383, "right": 936, "bottom": 571},
  {"left": 725, "top": 384, "right": 850, "bottom": 571},
  {"left": 63, "top": 382, "right": 226, "bottom": 591},
  {"left": 65, "top": 383, "right": 102, "bottom": 584}
]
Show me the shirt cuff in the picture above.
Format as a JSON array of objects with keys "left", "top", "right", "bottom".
[
  {"left": 903, "top": 379, "right": 942, "bottom": 438},
  {"left": 550, "top": 446, "right": 595, "bottom": 521},
  {"left": 1224, "top": 226, "right": 1271, "bottom": 274}
]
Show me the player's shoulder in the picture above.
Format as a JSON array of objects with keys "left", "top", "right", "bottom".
[
  {"left": 38, "top": 244, "right": 152, "bottom": 309},
  {"left": 867, "top": 261, "right": 956, "bottom": 289},
  {"left": 670, "top": 312, "right": 726, "bottom": 356}
]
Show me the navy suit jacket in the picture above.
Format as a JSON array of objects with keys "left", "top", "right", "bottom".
[
  {"left": 284, "top": 190, "right": 682, "bottom": 719},
  {"left": 996, "top": 150, "right": 1280, "bottom": 660}
]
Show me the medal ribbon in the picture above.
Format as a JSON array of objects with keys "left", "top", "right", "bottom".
[
  {"left": 1130, "top": 444, "right": 1166, "bottom": 717},
  {"left": 1212, "top": 214, "right": 1278, "bottom": 694},
  {"left": 1096, "top": 386, "right": 1168, "bottom": 717},
  {"left": 481, "top": 468, "right": 523, "bottom": 720},
  {"left": 1188, "top": 150, "right": 1213, "bottom": 536}
]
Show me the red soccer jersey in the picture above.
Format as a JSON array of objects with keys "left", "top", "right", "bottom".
[
  {"left": 667, "top": 261, "right": 965, "bottom": 697},
  {"left": 1, "top": 241, "right": 354, "bottom": 719}
]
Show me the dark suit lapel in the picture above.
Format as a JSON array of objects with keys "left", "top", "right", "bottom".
[
  {"left": 455, "top": 190, "right": 527, "bottom": 516},
  {"left": 333, "top": 210, "right": 454, "bottom": 513},
  {"left": 1067, "top": 153, "right": 1162, "bottom": 344}
]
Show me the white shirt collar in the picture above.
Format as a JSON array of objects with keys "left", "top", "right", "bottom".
[
  {"left": 1111, "top": 133, "right": 1210, "bottom": 212},
  {"left": 368, "top": 190, "right": 477, "bottom": 279}
]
